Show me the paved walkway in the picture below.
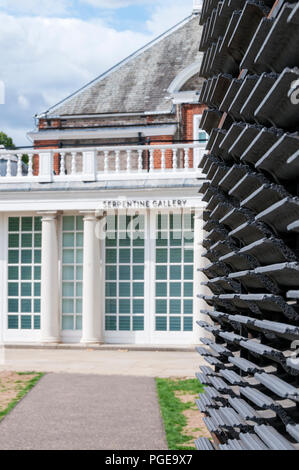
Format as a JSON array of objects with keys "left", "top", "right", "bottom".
[
  {"left": 0, "top": 373, "right": 168, "bottom": 450},
  {"left": 0, "top": 348, "right": 204, "bottom": 377}
]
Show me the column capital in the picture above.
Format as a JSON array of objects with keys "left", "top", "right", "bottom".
[
  {"left": 79, "top": 210, "right": 106, "bottom": 221},
  {"left": 37, "top": 211, "right": 59, "bottom": 221}
]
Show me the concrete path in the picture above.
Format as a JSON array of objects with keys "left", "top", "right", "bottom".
[
  {"left": 0, "top": 348, "right": 204, "bottom": 377},
  {"left": 0, "top": 373, "right": 168, "bottom": 450}
]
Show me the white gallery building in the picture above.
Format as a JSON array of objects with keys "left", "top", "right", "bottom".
[{"left": 0, "top": 4, "right": 208, "bottom": 346}]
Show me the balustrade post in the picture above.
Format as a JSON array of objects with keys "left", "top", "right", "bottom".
[
  {"left": 82, "top": 150, "right": 97, "bottom": 182},
  {"left": 38, "top": 151, "right": 53, "bottom": 183}
]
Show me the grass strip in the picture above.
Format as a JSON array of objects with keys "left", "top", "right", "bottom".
[
  {"left": 156, "top": 378, "right": 205, "bottom": 450},
  {"left": 0, "top": 372, "right": 44, "bottom": 422}
]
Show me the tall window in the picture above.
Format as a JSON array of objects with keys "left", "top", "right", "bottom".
[
  {"left": 155, "top": 212, "right": 194, "bottom": 332},
  {"left": 7, "top": 216, "right": 42, "bottom": 330},
  {"left": 105, "top": 214, "right": 145, "bottom": 332},
  {"left": 61, "top": 216, "right": 84, "bottom": 330}
]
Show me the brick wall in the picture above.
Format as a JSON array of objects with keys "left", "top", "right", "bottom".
[{"left": 181, "top": 104, "right": 206, "bottom": 168}]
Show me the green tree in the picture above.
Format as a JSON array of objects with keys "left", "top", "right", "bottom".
[{"left": 0, "top": 131, "right": 15, "bottom": 149}]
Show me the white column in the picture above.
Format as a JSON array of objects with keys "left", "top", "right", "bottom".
[
  {"left": 40, "top": 212, "right": 60, "bottom": 343},
  {"left": 193, "top": 207, "right": 213, "bottom": 342},
  {"left": 81, "top": 212, "right": 103, "bottom": 344}
]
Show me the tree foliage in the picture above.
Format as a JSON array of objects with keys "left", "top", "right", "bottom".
[{"left": 0, "top": 131, "right": 15, "bottom": 149}]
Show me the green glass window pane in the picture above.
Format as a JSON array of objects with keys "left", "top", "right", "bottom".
[
  {"left": 133, "top": 283, "right": 144, "bottom": 297},
  {"left": 106, "top": 215, "right": 117, "bottom": 231},
  {"left": 8, "top": 250, "right": 19, "bottom": 264},
  {"left": 133, "top": 266, "right": 144, "bottom": 280},
  {"left": 21, "top": 283, "right": 31, "bottom": 297},
  {"left": 119, "top": 283, "right": 130, "bottom": 297},
  {"left": 62, "top": 316, "right": 74, "bottom": 330},
  {"left": 184, "top": 213, "right": 194, "bottom": 230},
  {"left": 62, "top": 282, "right": 74, "bottom": 297},
  {"left": 156, "top": 282, "right": 167, "bottom": 297},
  {"left": 170, "top": 232, "right": 182, "bottom": 246},
  {"left": 63, "top": 233, "right": 74, "bottom": 247},
  {"left": 133, "top": 215, "right": 144, "bottom": 231},
  {"left": 34, "top": 267, "right": 41, "bottom": 280},
  {"left": 9, "top": 217, "right": 19, "bottom": 232},
  {"left": 63, "top": 216, "right": 75, "bottom": 231},
  {"left": 184, "top": 283, "right": 193, "bottom": 297},
  {"left": 119, "top": 234, "right": 131, "bottom": 247},
  {"left": 106, "top": 266, "right": 116, "bottom": 280},
  {"left": 21, "top": 217, "right": 32, "bottom": 232},
  {"left": 184, "top": 249, "right": 194, "bottom": 263},
  {"left": 76, "top": 266, "right": 83, "bottom": 281},
  {"left": 34, "top": 217, "right": 42, "bottom": 232},
  {"left": 106, "top": 249, "right": 117, "bottom": 263},
  {"left": 184, "top": 265, "right": 193, "bottom": 280},
  {"left": 34, "top": 299, "right": 40, "bottom": 313},
  {"left": 76, "top": 315, "right": 82, "bottom": 330},
  {"left": 157, "top": 214, "right": 168, "bottom": 230},
  {"left": 156, "top": 316, "right": 167, "bottom": 331},
  {"left": 21, "top": 266, "right": 32, "bottom": 280},
  {"left": 156, "top": 232, "right": 168, "bottom": 247},
  {"left": 34, "top": 233, "right": 42, "bottom": 247},
  {"left": 8, "top": 299, "right": 18, "bottom": 313},
  {"left": 34, "top": 316, "right": 41, "bottom": 330},
  {"left": 170, "top": 214, "right": 182, "bottom": 230},
  {"left": 9, "top": 234, "right": 19, "bottom": 248},
  {"left": 119, "top": 249, "right": 130, "bottom": 263},
  {"left": 76, "top": 233, "right": 83, "bottom": 247},
  {"left": 105, "top": 283, "right": 117, "bottom": 297},
  {"left": 119, "top": 316, "right": 130, "bottom": 331},
  {"left": 34, "top": 283, "right": 41, "bottom": 297},
  {"left": 156, "top": 249, "right": 167, "bottom": 263},
  {"left": 8, "top": 282, "right": 18, "bottom": 297},
  {"left": 21, "top": 250, "right": 32, "bottom": 264},
  {"left": 156, "top": 300, "right": 167, "bottom": 314},
  {"left": 8, "top": 266, "right": 18, "bottom": 280},
  {"left": 105, "top": 316, "right": 117, "bottom": 331},
  {"left": 170, "top": 249, "right": 181, "bottom": 263},
  {"left": 76, "top": 283, "right": 82, "bottom": 297},
  {"left": 119, "top": 299, "right": 130, "bottom": 314},
  {"left": 118, "top": 215, "right": 127, "bottom": 230},
  {"left": 133, "top": 299, "right": 144, "bottom": 314},
  {"left": 156, "top": 266, "right": 167, "bottom": 280},
  {"left": 119, "top": 265, "right": 130, "bottom": 280},
  {"left": 21, "top": 299, "right": 31, "bottom": 313},
  {"left": 76, "top": 299, "right": 82, "bottom": 314},
  {"left": 62, "top": 266, "right": 74, "bottom": 281},
  {"left": 63, "top": 249, "right": 74, "bottom": 264},
  {"left": 133, "top": 316, "right": 144, "bottom": 331},
  {"left": 184, "top": 300, "right": 193, "bottom": 314},
  {"left": 34, "top": 250, "right": 41, "bottom": 264},
  {"left": 76, "top": 249, "right": 83, "bottom": 264},
  {"left": 170, "top": 266, "right": 181, "bottom": 280},
  {"left": 76, "top": 216, "right": 84, "bottom": 231},
  {"left": 8, "top": 315, "right": 18, "bottom": 329},
  {"left": 170, "top": 283, "right": 181, "bottom": 297},
  {"left": 184, "top": 232, "right": 194, "bottom": 245},
  {"left": 21, "top": 315, "right": 31, "bottom": 330},
  {"left": 170, "top": 316, "right": 181, "bottom": 331},
  {"left": 184, "top": 317, "right": 193, "bottom": 331},
  {"left": 106, "top": 299, "right": 116, "bottom": 314},
  {"left": 133, "top": 249, "right": 144, "bottom": 264},
  {"left": 133, "top": 237, "right": 144, "bottom": 247},
  {"left": 170, "top": 300, "right": 181, "bottom": 314},
  {"left": 62, "top": 299, "right": 74, "bottom": 314},
  {"left": 21, "top": 234, "right": 32, "bottom": 248},
  {"left": 106, "top": 234, "right": 117, "bottom": 247}
]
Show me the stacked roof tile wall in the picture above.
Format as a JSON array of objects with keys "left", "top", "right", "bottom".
[{"left": 195, "top": 0, "right": 299, "bottom": 451}]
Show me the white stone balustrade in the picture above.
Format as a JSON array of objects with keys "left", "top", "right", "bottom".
[{"left": 0, "top": 143, "right": 206, "bottom": 184}]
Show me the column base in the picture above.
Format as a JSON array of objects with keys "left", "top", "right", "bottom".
[{"left": 80, "top": 338, "right": 103, "bottom": 346}]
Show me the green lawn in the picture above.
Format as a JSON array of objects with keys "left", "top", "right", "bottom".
[
  {"left": 156, "top": 378, "right": 205, "bottom": 450},
  {"left": 0, "top": 372, "right": 44, "bottom": 422}
]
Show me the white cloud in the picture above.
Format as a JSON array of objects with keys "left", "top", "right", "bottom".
[{"left": 0, "top": 0, "right": 69, "bottom": 16}]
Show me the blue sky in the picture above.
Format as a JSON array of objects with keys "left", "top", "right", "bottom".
[{"left": 0, "top": 0, "right": 194, "bottom": 146}]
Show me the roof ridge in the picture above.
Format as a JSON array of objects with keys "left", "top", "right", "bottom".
[{"left": 38, "top": 13, "right": 196, "bottom": 118}]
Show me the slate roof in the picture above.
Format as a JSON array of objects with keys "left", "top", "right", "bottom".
[{"left": 43, "top": 14, "right": 203, "bottom": 118}]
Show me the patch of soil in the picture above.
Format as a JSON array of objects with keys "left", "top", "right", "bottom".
[
  {"left": 175, "top": 391, "right": 212, "bottom": 448},
  {"left": 0, "top": 371, "right": 36, "bottom": 413}
]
